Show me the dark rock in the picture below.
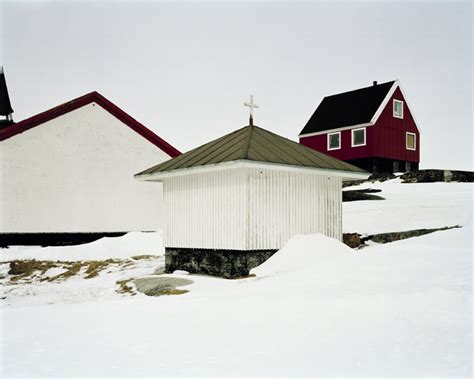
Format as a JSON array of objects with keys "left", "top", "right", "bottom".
[
  {"left": 401, "top": 170, "right": 473, "bottom": 183},
  {"left": 343, "top": 180, "right": 366, "bottom": 188},
  {"left": 134, "top": 277, "right": 193, "bottom": 297},
  {"left": 343, "top": 233, "right": 365, "bottom": 248},
  {"left": 365, "top": 225, "right": 460, "bottom": 244},
  {"left": 343, "top": 188, "right": 385, "bottom": 202},
  {"left": 165, "top": 248, "right": 277, "bottom": 279},
  {"left": 368, "top": 172, "right": 396, "bottom": 182}
]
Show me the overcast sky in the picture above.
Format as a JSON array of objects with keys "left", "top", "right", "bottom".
[{"left": 1, "top": 1, "right": 472, "bottom": 170}]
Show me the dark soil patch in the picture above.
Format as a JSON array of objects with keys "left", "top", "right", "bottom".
[
  {"left": 6, "top": 258, "right": 130, "bottom": 283},
  {"left": 8, "top": 260, "right": 59, "bottom": 282},
  {"left": 116, "top": 278, "right": 136, "bottom": 296}
]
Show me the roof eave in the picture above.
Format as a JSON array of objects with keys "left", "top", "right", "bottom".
[
  {"left": 134, "top": 159, "right": 369, "bottom": 182},
  {"left": 299, "top": 121, "right": 374, "bottom": 138}
]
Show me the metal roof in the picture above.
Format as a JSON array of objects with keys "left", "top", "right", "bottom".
[{"left": 136, "top": 124, "right": 367, "bottom": 177}]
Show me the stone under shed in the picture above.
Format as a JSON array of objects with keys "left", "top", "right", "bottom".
[{"left": 135, "top": 123, "right": 368, "bottom": 278}]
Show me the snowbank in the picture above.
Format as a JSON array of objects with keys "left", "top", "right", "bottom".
[
  {"left": 250, "top": 233, "right": 353, "bottom": 277},
  {"left": 0, "top": 232, "right": 164, "bottom": 262}
]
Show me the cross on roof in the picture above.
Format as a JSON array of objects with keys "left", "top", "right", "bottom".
[{"left": 244, "top": 95, "right": 259, "bottom": 126}]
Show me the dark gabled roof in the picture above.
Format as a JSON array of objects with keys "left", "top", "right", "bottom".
[
  {"left": 300, "top": 81, "right": 396, "bottom": 135},
  {"left": 136, "top": 124, "right": 367, "bottom": 177},
  {"left": 0, "top": 69, "right": 13, "bottom": 116},
  {"left": 0, "top": 91, "right": 181, "bottom": 157}
]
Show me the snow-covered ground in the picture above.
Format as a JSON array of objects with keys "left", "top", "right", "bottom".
[
  {"left": 0, "top": 180, "right": 472, "bottom": 377},
  {"left": 344, "top": 179, "right": 472, "bottom": 234},
  {"left": 0, "top": 231, "right": 164, "bottom": 262}
]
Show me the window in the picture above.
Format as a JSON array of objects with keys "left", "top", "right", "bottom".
[
  {"left": 327, "top": 132, "right": 341, "bottom": 150},
  {"left": 351, "top": 128, "right": 366, "bottom": 147},
  {"left": 393, "top": 100, "right": 404, "bottom": 119},
  {"left": 406, "top": 132, "right": 416, "bottom": 150}
]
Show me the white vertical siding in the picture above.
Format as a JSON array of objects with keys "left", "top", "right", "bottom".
[
  {"left": 247, "top": 169, "right": 342, "bottom": 250},
  {"left": 163, "top": 166, "right": 343, "bottom": 250},
  {"left": 164, "top": 169, "right": 247, "bottom": 249}
]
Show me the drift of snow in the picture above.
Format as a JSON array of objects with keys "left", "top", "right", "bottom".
[
  {"left": 0, "top": 232, "right": 163, "bottom": 262},
  {"left": 251, "top": 233, "right": 353, "bottom": 277}
]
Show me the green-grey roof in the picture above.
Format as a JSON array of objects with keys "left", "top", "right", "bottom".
[{"left": 136, "top": 125, "right": 367, "bottom": 176}]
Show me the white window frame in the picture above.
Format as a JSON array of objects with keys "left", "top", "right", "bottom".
[
  {"left": 393, "top": 99, "right": 404, "bottom": 119},
  {"left": 406, "top": 132, "right": 416, "bottom": 151},
  {"left": 351, "top": 127, "right": 366, "bottom": 147},
  {"left": 327, "top": 131, "right": 341, "bottom": 151}
]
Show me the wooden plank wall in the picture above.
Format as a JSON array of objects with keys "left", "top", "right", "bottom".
[{"left": 163, "top": 168, "right": 342, "bottom": 250}]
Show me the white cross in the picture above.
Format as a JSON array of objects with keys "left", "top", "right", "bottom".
[{"left": 244, "top": 95, "right": 259, "bottom": 124}]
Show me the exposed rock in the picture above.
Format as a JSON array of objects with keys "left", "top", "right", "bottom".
[
  {"left": 365, "top": 225, "right": 460, "bottom": 244},
  {"left": 134, "top": 277, "right": 193, "bottom": 297},
  {"left": 401, "top": 170, "right": 474, "bottom": 183},
  {"left": 343, "top": 188, "right": 385, "bottom": 202},
  {"left": 343, "top": 233, "right": 365, "bottom": 248},
  {"left": 343, "top": 180, "right": 366, "bottom": 188},
  {"left": 165, "top": 248, "right": 277, "bottom": 279},
  {"left": 368, "top": 172, "right": 396, "bottom": 182}
]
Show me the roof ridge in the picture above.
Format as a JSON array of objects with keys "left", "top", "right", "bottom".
[
  {"left": 242, "top": 125, "right": 254, "bottom": 159},
  {"left": 324, "top": 80, "right": 395, "bottom": 99},
  {"left": 0, "top": 91, "right": 181, "bottom": 157}
]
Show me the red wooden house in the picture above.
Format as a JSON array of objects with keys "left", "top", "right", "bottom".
[{"left": 299, "top": 80, "right": 420, "bottom": 173}]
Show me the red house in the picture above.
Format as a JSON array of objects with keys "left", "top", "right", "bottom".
[{"left": 299, "top": 80, "right": 420, "bottom": 173}]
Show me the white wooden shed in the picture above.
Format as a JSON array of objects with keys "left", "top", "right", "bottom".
[{"left": 136, "top": 124, "right": 368, "bottom": 277}]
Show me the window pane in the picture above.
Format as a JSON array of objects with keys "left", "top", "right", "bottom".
[
  {"left": 394, "top": 100, "right": 403, "bottom": 117},
  {"left": 353, "top": 129, "right": 365, "bottom": 145},
  {"left": 329, "top": 133, "right": 339, "bottom": 149},
  {"left": 407, "top": 134, "right": 415, "bottom": 149}
]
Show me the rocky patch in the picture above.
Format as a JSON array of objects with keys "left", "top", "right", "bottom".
[
  {"left": 401, "top": 169, "right": 473, "bottom": 183},
  {"left": 343, "top": 225, "right": 461, "bottom": 248},
  {"left": 134, "top": 277, "right": 193, "bottom": 297},
  {"left": 343, "top": 188, "right": 384, "bottom": 202}
]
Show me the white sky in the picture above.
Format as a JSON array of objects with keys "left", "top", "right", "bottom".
[{"left": 1, "top": 1, "right": 472, "bottom": 170}]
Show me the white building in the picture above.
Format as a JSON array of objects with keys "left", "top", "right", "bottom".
[
  {"left": 136, "top": 122, "right": 368, "bottom": 277},
  {"left": 0, "top": 80, "right": 180, "bottom": 245}
]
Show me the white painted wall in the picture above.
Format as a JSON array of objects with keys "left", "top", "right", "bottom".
[
  {"left": 163, "top": 166, "right": 342, "bottom": 250},
  {"left": 0, "top": 103, "right": 171, "bottom": 233}
]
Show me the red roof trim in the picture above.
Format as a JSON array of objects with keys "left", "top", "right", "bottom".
[{"left": 0, "top": 91, "right": 181, "bottom": 157}]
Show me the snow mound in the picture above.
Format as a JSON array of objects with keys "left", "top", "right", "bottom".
[
  {"left": 0, "top": 232, "right": 164, "bottom": 262},
  {"left": 251, "top": 233, "right": 353, "bottom": 278}
]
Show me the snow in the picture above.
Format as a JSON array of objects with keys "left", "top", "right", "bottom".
[
  {"left": 0, "top": 231, "right": 163, "bottom": 262},
  {"left": 344, "top": 179, "right": 472, "bottom": 234},
  {"left": 0, "top": 180, "right": 472, "bottom": 377},
  {"left": 250, "top": 233, "right": 354, "bottom": 277}
]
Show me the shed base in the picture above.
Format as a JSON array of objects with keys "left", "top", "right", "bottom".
[{"left": 165, "top": 247, "right": 277, "bottom": 279}]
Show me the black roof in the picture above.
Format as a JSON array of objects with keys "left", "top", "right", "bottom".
[
  {"left": 300, "top": 80, "right": 395, "bottom": 135},
  {"left": 0, "top": 69, "right": 13, "bottom": 116}
]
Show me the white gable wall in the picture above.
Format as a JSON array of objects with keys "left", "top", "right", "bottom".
[
  {"left": 0, "top": 103, "right": 171, "bottom": 233},
  {"left": 163, "top": 167, "right": 342, "bottom": 251}
]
